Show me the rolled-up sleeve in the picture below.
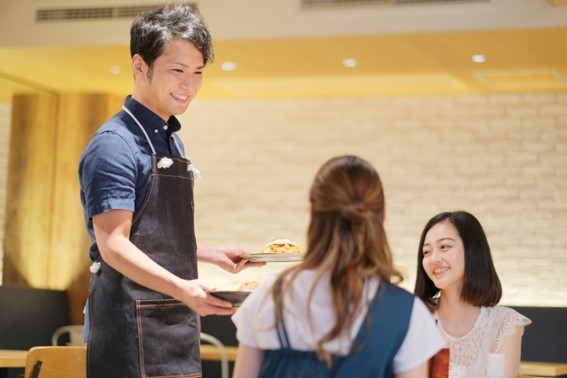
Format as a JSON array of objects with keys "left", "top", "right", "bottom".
[{"left": 79, "top": 131, "right": 138, "bottom": 219}]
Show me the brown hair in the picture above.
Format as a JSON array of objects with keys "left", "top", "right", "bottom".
[{"left": 272, "top": 155, "right": 403, "bottom": 365}]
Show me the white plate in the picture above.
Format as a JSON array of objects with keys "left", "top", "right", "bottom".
[{"left": 242, "top": 253, "right": 303, "bottom": 263}]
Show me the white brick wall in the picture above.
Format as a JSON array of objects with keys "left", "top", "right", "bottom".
[
  {"left": 180, "top": 93, "right": 567, "bottom": 306},
  {"left": 1, "top": 92, "right": 565, "bottom": 306}
]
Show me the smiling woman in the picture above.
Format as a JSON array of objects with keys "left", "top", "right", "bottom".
[{"left": 415, "top": 211, "right": 531, "bottom": 378}]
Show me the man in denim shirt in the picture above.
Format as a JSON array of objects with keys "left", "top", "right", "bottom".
[{"left": 79, "top": 3, "right": 262, "bottom": 377}]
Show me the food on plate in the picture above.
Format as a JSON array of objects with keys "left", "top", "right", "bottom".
[
  {"left": 261, "top": 238, "right": 305, "bottom": 254},
  {"left": 236, "top": 280, "right": 260, "bottom": 291},
  {"left": 223, "top": 280, "right": 259, "bottom": 292}
]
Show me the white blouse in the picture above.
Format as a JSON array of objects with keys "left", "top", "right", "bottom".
[
  {"left": 232, "top": 271, "right": 445, "bottom": 374},
  {"left": 433, "top": 306, "right": 531, "bottom": 378}
]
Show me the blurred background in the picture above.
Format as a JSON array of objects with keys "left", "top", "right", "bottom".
[{"left": 0, "top": 0, "right": 566, "bottom": 326}]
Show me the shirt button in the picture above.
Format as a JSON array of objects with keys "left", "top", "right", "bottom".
[
  {"left": 154, "top": 129, "right": 159, "bottom": 134},
  {"left": 163, "top": 125, "right": 169, "bottom": 131}
]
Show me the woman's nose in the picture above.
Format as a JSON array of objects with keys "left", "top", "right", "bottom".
[{"left": 430, "top": 249, "right": 442, "bottom": 261}]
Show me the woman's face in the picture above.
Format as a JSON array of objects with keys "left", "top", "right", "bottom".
[{"left": 421, "top": 221, "right": 466, "bottom": 292}]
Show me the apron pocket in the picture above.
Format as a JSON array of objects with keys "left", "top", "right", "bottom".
[{"left": 136, "top": 298, "right": 201, "bottom": 378}]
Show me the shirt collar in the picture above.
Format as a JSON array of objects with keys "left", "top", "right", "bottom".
[{"left": 123, "top": 96, "right": 182, "bottom": 134}]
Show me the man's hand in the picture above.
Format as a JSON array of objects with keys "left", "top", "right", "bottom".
[
  {"left": 198, "top": 245, "right": 266, "bottom": 273},
  {"left": 176, "top": 279, "right": 236, "bottom": 316}
]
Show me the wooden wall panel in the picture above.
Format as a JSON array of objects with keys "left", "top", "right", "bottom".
[
  {"left": 3, "top": 93, "right": 123, "bottom": 324},
  {"left": 53, "top": 93, "right": 123, "bottom": 324},
  {"left": 3, "top": 93, "right": 58, "bottom": 287}
]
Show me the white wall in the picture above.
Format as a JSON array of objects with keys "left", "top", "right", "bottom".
[
  {"left": 1, "top": 0, "right": 567, "bottom": 46},
  {"left": 180, "top": 92, "right": 567, "bottom": 306},
  {"left": 2, "top": 91, "right": 565, "bottom": 306}
]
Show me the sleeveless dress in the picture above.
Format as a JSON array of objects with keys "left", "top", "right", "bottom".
[{"left": 259, "top": 282, "right": 414, "bottom": 378}]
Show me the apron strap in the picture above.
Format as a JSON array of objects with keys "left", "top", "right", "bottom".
[{"left": 122, "top": 105, "right": 157, "bottom": 155}]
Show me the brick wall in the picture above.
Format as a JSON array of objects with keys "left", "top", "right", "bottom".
[
  {"left": 180, "top": 93, "right": 567, "bottom": 307},
  {"left": 1, "top": 93, "right": 565, "bottom": 306}
]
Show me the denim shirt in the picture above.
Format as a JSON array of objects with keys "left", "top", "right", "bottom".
[{"left": 79, "top": 96, "right": 185, "bottom": 261}]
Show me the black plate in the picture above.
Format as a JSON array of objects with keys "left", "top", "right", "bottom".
[{"left": 210, "top": 290, "right": 251, "bottom": 307}]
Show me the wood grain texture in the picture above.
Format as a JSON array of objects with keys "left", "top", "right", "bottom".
[{"left": 3, "top": 93, "right": 123, "bottom": 324}]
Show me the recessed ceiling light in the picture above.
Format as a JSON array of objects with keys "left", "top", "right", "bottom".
[
  {"left": 342, "top": 58, "right": 357, "bottom": 68},
  {"left": 109, "top": 65, "right": 122, "bottom": 74},
  {"left": 472, "top": 54, "right": 486, "bottom": 63},
  {"left": 221, "top": 61, "right": 237, "bottom": 72}
]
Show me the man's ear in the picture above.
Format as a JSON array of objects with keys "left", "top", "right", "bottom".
[{"left": 132, "top": 54, "right": 146, "bottom": 77}]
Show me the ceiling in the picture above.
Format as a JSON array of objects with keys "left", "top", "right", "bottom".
[{"left": 0, "top": 0, "right": 566, "bottom": 101}]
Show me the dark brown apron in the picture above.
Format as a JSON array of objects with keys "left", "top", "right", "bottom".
[{"left": 87, "top": 108, "right": 200, "bottom": 378}]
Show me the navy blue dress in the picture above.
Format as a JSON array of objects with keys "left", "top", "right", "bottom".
[{"left": 259, "top": 282, "right": 414, "bottom": 378}]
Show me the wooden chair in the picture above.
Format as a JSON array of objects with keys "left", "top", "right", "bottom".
[
  {"left": 200, "top": 332, "right": 229, "bottom": 378},
  {"left": 24, "top": 346, "right": 86, "bottom": 378}
]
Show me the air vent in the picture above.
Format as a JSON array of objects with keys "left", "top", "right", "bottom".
[
  {"left": 302, "top": 0, "right": 489, "bottom": 8},
  {"left": 35, "top": 4, "right": 193, "bottom": 22}
]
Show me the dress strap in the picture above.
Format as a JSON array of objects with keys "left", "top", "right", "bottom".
[{"left": 273, "top": 279, "right": 292, "bottom": 349}]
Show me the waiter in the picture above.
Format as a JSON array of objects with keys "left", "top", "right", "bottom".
[{"left": 79, "top": 3, "right": 263, "bottom": 377}]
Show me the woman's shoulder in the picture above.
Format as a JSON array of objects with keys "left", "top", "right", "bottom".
[
  {"left": 484, "top": 305, "right": 532, "bottom": 327},
  {"left": 481, "top": 305, "right": 532, "bottom": 350}
]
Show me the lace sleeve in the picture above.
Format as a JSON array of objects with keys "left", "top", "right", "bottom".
[{"left": 491, "top": 306, "right": 532, "bottom": 352}]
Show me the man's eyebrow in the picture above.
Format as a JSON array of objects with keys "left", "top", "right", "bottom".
[{"left": 171, "top": 61, "right": 205, "bottom": 70}]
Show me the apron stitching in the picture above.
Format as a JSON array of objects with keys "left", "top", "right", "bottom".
[
  {"left": 136, "top": 300, "right": 148, "bottom": 378},
  {"left": 133, "top": 170, "right": 157, "bottom": 224}
]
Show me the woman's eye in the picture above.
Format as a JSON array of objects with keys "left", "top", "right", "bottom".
[{"left": 422, "top": 250, "right": 431, "bottom": 257}]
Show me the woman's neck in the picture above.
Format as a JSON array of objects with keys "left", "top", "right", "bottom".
[{"left": 437, "top": 290, "right": 481, "bottom": 338}]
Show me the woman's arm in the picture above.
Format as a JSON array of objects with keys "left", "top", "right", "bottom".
[
  {"left": 497, "top": 325, "right": 525, "bottom": 378},
  {"left": 232, "top": 344, "right": 264, "bottom": 378}
]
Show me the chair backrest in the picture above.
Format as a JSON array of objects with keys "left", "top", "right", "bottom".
[
  {"left": 201, "top": 332, "right": 229, "bottom": 378},
  {"left": 429, "top": 348, "right": 450, "bottom": 378},
  {"left": 51, "top": 325, "right": 85, "bottom": 346},
  {"left": 24, "top": 346, "right": 86, "bottom": 378}
]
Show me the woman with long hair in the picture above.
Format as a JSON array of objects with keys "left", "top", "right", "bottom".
[{"left": 232, "top": 155, "right": 444, "bottom": 378}]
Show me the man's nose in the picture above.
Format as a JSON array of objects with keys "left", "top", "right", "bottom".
[{"left": 180, "top": 74, "right": 194, "bottom": 90}]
